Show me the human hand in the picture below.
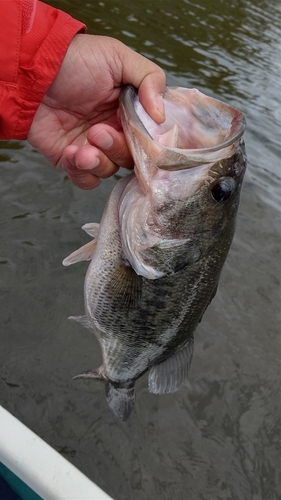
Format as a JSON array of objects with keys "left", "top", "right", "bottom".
[{"left": 27, "top": 34, "right": 166, "bottom": 189}]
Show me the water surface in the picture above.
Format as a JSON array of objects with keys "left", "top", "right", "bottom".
[{"left": 0, "top": 1, "right": 280, "bottom": 499}]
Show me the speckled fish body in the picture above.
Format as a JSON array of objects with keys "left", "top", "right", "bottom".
[{"left": 63, "top": 85, "right": 246, "bottom": 421}]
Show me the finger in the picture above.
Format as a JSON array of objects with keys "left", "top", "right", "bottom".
[
  {"left": 76, "top": 145, "right": 121, "bottom": 178},
  {"left": 138, "top": 73, "right": 166, "bottom": 124},
  {"left": 59, "top": 145, "right": 99, "bottom": 190},
  {"left": 67, "top": 170, "right": 100, "bottom": 190},
  {"left": 87, "top": 124, "right": 134, "bottom": 169},
  {"left": 60, "top": 144, "right": 120, "bottom": 190}
]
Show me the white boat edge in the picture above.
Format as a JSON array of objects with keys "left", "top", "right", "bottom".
[{"left": 0, "top": 405, "right": 114, "bottom": 500}]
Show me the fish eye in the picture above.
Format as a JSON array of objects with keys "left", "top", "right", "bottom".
[{"left": 211, "top": 177, "right": 236, "bottom": 202}]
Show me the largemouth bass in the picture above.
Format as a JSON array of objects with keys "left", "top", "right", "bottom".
[{"left": 63, "top": 85, "right": 246, "bottom": 421}]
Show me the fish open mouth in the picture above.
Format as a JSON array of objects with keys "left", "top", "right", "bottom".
[{"left": 120, "top": 85, "right": 246, "bottom": 171}]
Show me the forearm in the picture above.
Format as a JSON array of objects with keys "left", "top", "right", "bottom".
[{"left": 0, "top": 0, "right": 85, "bottom": 140}]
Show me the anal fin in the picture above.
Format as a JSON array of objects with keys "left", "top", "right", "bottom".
[
  {"left": 148, "top": 336, "right": 194, "bottom": 394},
  {"left": 73, "top": 365, "right": 105, "bottom": 380}
]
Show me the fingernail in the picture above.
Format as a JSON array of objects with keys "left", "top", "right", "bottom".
[
  {"left": 77, "top": 157, "right": 100, "bottom": 170},
  {"left": 87, "top": 157, "right": 100, "bottom": 170},
  {"left": 94, "top": 130, "right": 114, "bottom": 149},
  {"left": 155, "top": 95, "right": 165, "bottom": 122}
]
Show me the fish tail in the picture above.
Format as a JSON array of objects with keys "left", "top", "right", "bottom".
[{"left": 105, "top": 383, "right": 135, "bottom": 422}]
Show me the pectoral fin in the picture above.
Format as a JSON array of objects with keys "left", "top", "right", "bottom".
[
  {"left": 105, "top": 263, "right": 142, "bottom": 309},
  {"left": 148, "top": 336, "right": 194, "bottom": 394},
  {"left": 62, "top": 240, "right": 97, "bottom": 266}
]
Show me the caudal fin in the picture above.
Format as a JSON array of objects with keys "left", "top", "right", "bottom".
[
  {"left": 72, "top": 366, "right": 135, "bottom": 421},
  {"left": 105, "top": 383, "right": 135, "bottom": 421}
]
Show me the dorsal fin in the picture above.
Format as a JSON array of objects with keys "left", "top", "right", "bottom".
[
  {"left": 82, "top": 222, "right": 100, "bottom": 238},
  {"left": 62, "top": 240, "right": 97, "bottom": 266}
]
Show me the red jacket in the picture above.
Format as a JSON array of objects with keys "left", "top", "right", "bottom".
[{"left": 0, "top": 0, "right": 85, "bottom": 140}]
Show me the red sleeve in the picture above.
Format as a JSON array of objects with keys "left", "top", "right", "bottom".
[{"left": 0, "top": 0, "right": 86, "bottom": 140}]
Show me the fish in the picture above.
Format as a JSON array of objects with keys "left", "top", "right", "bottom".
[{"left": 63, "top": 85, "right": 246, "bottom": 421}]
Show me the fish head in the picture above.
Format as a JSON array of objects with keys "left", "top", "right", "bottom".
[{"left": 119, "top": 85, "right": 247, "bottom": 279}]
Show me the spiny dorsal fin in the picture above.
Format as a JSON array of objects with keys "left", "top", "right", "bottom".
[
  {"left": 82, "top": 222, "right": 100, "bottom": 238},
  {"left": 148, "top": 336, "right": 194, "bottom": 394},
  {"left": 62, "top": 240, "right": 97, "bottom": 266}
]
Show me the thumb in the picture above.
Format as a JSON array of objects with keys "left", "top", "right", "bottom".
[{"left": 119, "top": 44, "right": 166, "bottom": 124}]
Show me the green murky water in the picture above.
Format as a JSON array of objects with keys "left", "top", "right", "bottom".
[{"left": 0, "top": 1, "right": 280, "bottom": 499}]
